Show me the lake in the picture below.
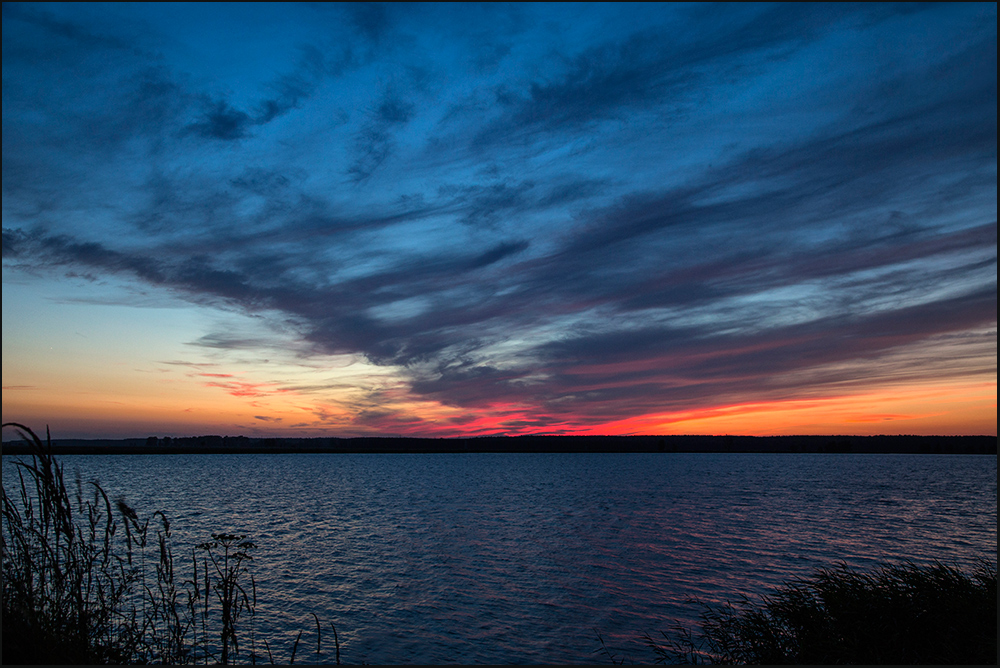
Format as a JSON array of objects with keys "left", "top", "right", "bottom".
[{"left": 3, "top": 452, "right": 996, "bottom": 664}]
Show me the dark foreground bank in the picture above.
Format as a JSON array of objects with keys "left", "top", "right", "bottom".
[{"left": 2, "top": 433, "right": 996, "bottom": 455}]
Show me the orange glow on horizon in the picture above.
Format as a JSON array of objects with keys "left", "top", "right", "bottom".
[
  {"left": 590, "top": 381, "right": 997, "bottom": 437},
  {"left": 3, "top": 374, "right": 995, "bottom": 439}
]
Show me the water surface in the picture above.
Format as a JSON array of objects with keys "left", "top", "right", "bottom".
[{"left": 4, "top": 452, "right": 995, "bottom": 664}]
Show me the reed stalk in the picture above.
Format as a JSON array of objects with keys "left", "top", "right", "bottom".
[{"left": 2, "top": 423, "right": 341, "bottom": 664}]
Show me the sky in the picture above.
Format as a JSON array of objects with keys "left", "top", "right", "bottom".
[{"left": 2, "top": 2, "right": 996, "bottom": 439}]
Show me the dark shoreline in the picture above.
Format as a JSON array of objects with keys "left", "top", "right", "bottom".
[{"left": 2, "top": 434, "right": 996, "bottom": 455}]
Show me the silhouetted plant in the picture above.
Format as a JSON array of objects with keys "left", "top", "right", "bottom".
[
  {"left": 642, "top": 560, "right": 997, "bottom": 664},
  {"left": 196, "top": 532, "right": 257, "bottom": 663},
  {"left": 2, "top": 423, "right": 137, "bottom": 663},
  {"left": 594, "top": 628, "right": 631, "bottom": 664},
  {"left": 2, "top": 423, "right": 342, "bottom": 664}
]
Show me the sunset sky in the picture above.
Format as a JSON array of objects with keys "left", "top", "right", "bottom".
[{"left": 2, "top": 2, "right": 996, "bottom": 439}]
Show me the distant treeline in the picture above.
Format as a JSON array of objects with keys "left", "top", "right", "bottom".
[{"left": 2, "top": 434, "right": 996, "bottom": 455}]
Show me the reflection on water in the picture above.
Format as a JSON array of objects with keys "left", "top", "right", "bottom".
[{"left": 3, "top": 452, "right": 995, "bottom": 664}]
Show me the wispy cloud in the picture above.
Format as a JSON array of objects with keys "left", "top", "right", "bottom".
[{"left": 2, "top": 3, "right": 995, "bottom": 435}]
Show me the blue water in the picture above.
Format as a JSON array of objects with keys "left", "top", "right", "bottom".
[{"left": 3, "top": 452, "right": 996, "bottom": 663}]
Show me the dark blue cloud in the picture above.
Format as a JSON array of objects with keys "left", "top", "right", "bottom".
[
  {"left": 473, "top": 3, "right": 932, "bottom": 147},
  {"left": 190, "top": 101, "right": 253, "bottom": 140},
  {"left": 469, "top": 241, "right": 530, "bottom": 269},
  {"left": 1, "top": 2, "right": 136, "bottom": 52}
]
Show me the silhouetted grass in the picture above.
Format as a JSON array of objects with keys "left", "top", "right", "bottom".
[
  {"left": 642, "top": 560, "right": 997, "bottom": 664},
  {"left": 2, "top": 423, "right": 340, "bottom": 664}
]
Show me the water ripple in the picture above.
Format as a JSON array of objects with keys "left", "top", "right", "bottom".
[{"left": 4, "top": 452, "right": 995, "bottom": 664}]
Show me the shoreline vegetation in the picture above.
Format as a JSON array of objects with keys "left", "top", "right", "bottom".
[
  {"left": 3, "top": 423, "right": 996, "bottom": 665},
  {"left": 2, "top": 433, "right": 996, "bottom": 456},
  {"left": 2, "top": 423, "right": 340, "bottom": 665},
  {"left": 627, "top": 559, "right": 996, "bottom": 665}
]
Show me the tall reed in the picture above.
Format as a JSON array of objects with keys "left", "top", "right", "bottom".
[
  {"left": 2, "top": 423, "right": 340, "bottom": 664},
  {"left": 2, "top": 423, "right": 138, "bottom": 663}
]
